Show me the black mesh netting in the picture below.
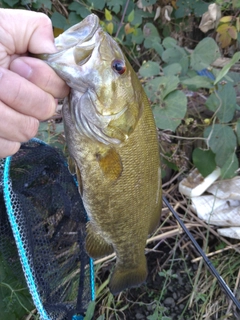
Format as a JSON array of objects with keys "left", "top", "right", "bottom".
[{"left": 0, "top": 139, "right": 94, "bottom": 320}]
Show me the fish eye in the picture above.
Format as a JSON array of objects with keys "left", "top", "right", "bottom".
[{"left": 111, "top": 59, "right": 126, "bottom": 75}]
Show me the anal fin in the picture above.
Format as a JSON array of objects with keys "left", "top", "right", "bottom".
[{"left": 86, "top": 222, "right": 114, "bottom": 259}]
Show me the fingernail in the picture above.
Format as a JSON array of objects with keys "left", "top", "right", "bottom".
[{"left": 10, "top": 59, "right": 33, "bottom": 79}]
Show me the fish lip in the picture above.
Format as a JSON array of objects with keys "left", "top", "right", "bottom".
[
  {"left": 55, "top": 14, "right": 100, "bottom": 51},
  {"left": 46, "top": 14, "right": 101, "bottom": 65}
]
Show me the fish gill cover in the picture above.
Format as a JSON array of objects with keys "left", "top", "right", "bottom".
[{"left": 0, "top": 139, "right": 94, "bottom": 320}]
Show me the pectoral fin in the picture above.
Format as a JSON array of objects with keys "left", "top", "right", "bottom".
[
  {"left": 68, "top": 157, "right": 76, "bottom": 175},
  {"left": 68, "top": 157, "right": 83, "bottom": 196},
  {"left": 86, "top": 222, "right": 114, "bottom": 258},
  {"left": 96, "top": 148, "right": 123, "bottom": 182}
]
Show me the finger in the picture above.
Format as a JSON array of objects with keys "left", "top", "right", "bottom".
[
  {"left": 0, "top": 66, "right": 57, "bottom": 120},
  {"left": 0, "top": 137, "right": 20, "bottom": 158},
  {"left": 0, "top": 100, "right": 39, "bottom": 143},
  {"left": 10, "top": 57, "right": 69, "bottom": 99},
  {"left": 0, "top": 10, "right": 56, "bottom": 55}
]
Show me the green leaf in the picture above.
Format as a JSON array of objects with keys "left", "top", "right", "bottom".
[
  {"left": 131, "top": 28, "right": 144, "bottom": 44},
  {"left": 181, "top": 76, "right": 214, "bottom": 91},
  {"left": 162, "top": 37, "right": 177, "bottom": 49},
  {"left": 163, "top": 63, "right": 182, "bottom": 76},
  {"left": 144, "top": 37, "right": 163, "bottom": 56},
  {"left": 235, "top": 118, "right": 240, "bottom": 145},
  {"left": 205, "top": 82, "right": 236, "bottom": 123},
  {"left": 204, "top": 124, "right": 237, "bottom": 167},
  {"left": 32, "top": 0, "right": 52, "bottom": 9},
  {"left": 162, "top": 46, "right": 189, "bottom": 75},
  {"left": 152, "top": 42, "right": 164, "bottom": 56},
  {"left": 214, "top": 52, "right": 240, "bottom": 84},
  {"left": 143, "top": 22, "right": 160, "bottom": 38},
  {"left": 142, "top": 0, "right": 157, "bottom": 5},
  {"left": 192, "top": 148, "right": 216, "bottom": 177},
  {"left": 105, "top": 8, "right": 112, "bottom": 21},
  {"left": 139, "top": 61, "right": 160, "bottom": 77},
  {"left": 91, "top": 0, "right": 105, "bottom": 10},
  {"left": 68, "top": 1, "right": 82, "bottom": 12},
  {"left": 220, "top": 152, "right": 238, "bottom": 179},
  {"left": 84, "top": 301, "right": 96, "bottom": 320},
  {"left": 68, "top": 1, "right": 91, "bottom": 17},
  {"left": 174, "top": 0, "right": 209, "bottom": 18},
  {"left": 2, "top": 0, "right": 19, "bottom": 6},
  {"left": 107, "top": 0, "right": 123, "bottom": 13},
  {"left": 51, "top": 12, "right": 67, "bottom": 29},
  {"left": 191, "top": 38, "right": 221, "bottom": 71},
  {"left": 131, "top": 9, "right": 144, "bottom": 25},
  {"left": 67, "top": 12, "right": 82, "bottom": 27},
  {"left": 145, "top": 76, "right": 180, "bottom": 101},
  {"left": 152, "top": 90, "right": 187, "bottom": 131},
  {"left": 128, "top": 9, "right": 135, "bottom": 22}
]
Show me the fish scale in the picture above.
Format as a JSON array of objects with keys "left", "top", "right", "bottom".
[{"left": 37, "top": 14, "right": 162, "bottom": 295}]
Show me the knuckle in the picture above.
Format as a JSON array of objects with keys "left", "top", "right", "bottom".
[
  {"left": 39, "top": 97, "right": 56, "bottom": 121},
  {"left": 7, "top": 142, "right": 21, "bottom": 156},
  {"left": 23, "top": 117, "right": 39, "bottom": 141},
  {"left": 0, "top": 140, "right": 20, "bottom": 158},
  {"left": 37, "top": 13, "right": 52, "bottom": 28}
]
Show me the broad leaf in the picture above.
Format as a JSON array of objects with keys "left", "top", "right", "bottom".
[
  {"left": 162, "top": 46, "right": 189, "bottom": 75},
  {"left": 152, "top": 90, "right": 187, "bottom": 131},
  {"left": 162, "top": 37, "right": 177, "bottom": 49},
  {"left": 91, "top": 0, "right": 105, "bottom": 10},
  {"left": 192, "top": 148, "right": 216, "bottom": 177},
  {"left": 143, "top": 22, "right": 160, "bottom": 38},
  {"left": 181, "top": 76, "right": 213, "bottom": 91},
  {"left": 205, "top": 82, "right": 236, "bottom": 123},
  {"left": 220, "top": 152, "right": 238, "bottom": 179},
  {"left": 144, "top": 76, "right": 179, "bottom": 101},
  {"left": 236, "top": 118, "right": 240, "bottom": 145},
  {"left": 191, "top": 38, "right": 220, "bottom": 71},
  {"left": 204, "top": 124, "right": 237, "bottom": 167},
  {"left": 51, "top": 12, "right": 67, "bottom": 29},
  {"left": 142, "top": 0, "right": 157, "bottom": 6},
  {"left": 139, "top": 61, "right": 160, "bottom": 77},
  {"left": 163, "top": 63, "right": 182, "bottom": 76}
]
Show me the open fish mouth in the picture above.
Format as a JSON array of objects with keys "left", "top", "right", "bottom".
[{"left": 45, "top": 14, "right": 101, "bottom": 67}]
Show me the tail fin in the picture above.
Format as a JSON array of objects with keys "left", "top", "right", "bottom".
[{"left": 109, "top": 258, "right": 148, "bottom": 295}]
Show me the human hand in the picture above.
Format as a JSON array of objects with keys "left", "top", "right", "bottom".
[{"left": 0, "top": 9, "right": 69, "bottom": 158}]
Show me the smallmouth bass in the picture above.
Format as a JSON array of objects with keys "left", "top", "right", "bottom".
[{"left": 38, "top": 14, "right": 162, "bottom": 294}]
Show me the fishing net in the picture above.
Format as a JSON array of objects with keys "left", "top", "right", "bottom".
[{"left": 0, "top": 138, "right": 95, "bottom": 320}]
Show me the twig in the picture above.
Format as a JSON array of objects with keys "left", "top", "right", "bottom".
[
  {"left": 115, "top": 0, "right": 130, "bottom": 38},
  {"left": 225, "top": 268, "right": 240, "bottom": 319},
  {"left": 191, "top": 244, "right": 240, "bottom": 263},
  {"left": 94, "top": 223, "right": 198, "bottom": 265}
]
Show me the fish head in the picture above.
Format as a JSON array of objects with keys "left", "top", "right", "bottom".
[{"left": 43, "top": 14, "right": 143, "bottom": 145}]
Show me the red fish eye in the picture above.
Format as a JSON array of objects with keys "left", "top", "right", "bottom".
[{"left": 112, "top": 59, "right": 126, "bottom": 75}]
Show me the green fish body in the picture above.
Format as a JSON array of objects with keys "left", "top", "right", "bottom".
[{"left": 39, "top": 14, "right": 162, "bottom": 294}]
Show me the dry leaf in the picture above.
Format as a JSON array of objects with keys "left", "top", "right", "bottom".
[
  {"left": 199, "top": 3, "right": 221, "bottom": 33},
  {"left": 154, "top": 6, "right": 161, "bottom": 21},
  {"left": 124, "top": 23, "right": 135, "bottom": 35}
]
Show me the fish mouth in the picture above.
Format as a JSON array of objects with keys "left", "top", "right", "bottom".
[{"left": 45, "top": 14, "right": 101, "bottom": 67}]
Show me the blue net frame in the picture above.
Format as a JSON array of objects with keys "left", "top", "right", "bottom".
[{"left": 0, "top": 139, "right": 95, "bottom": 320}]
